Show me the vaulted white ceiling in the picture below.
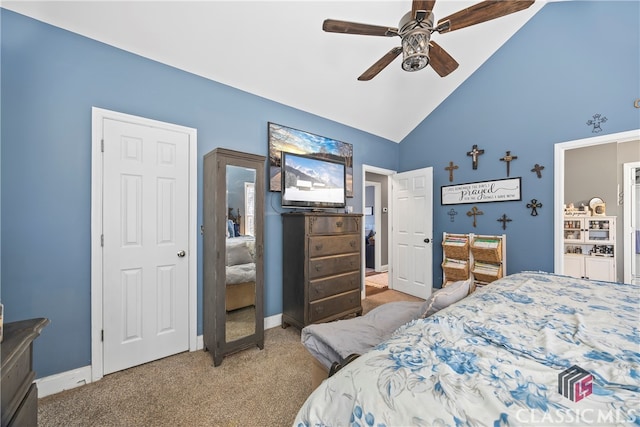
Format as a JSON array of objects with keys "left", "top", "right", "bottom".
[{"left": 3, "top": 0, "right": 550, "bottom": 142}]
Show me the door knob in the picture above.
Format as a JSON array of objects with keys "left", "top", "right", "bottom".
[
  {"left": 177, "top": 250, "right": 186, "bottom": 257},
  {"left": 423, "top": 238, "right": 430, "bottom": 243}
]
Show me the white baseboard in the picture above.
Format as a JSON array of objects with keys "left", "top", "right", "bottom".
[
  {"left": 264, "top": 313, "right": 282, "bottom": 330},
  {"left": 196, "top": 334, "right": 204, "bottom": 350},
  {"left": 37, "top": 313, "right": 285, "bottom": 397},
  {"left": 36, "top": 366, "right": 93, "bottom": 398}
]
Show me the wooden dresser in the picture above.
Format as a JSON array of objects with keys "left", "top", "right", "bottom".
[
  {"left": 1, "top": 318, "right": 49, "bottom": 427},
  {"left": 282, "top": 212, "right": 363, "bottom": 329}
]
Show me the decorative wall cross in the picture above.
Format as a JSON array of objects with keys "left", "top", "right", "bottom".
[
  {"left": 447, "top": 208, "right": 458, "bottom": 222},
  {"left": 587, "top": 113, "right": 607, "bottom": 133},
  {"left": 527, "top": 199, "right": 543, "bottom": 216},
  {"left": 466, "top": 206, "right": 483, "bottom": 228},
  {"left": 497, "top": 214, "right": 512, "bottom": 230},
  {"left": 499, "top": 150, "right": 518, "bottom": 177},
  {"left": 445, "top": 161, "right": 459, "bottom": 182},
  {"left": 531, "top": 163, "right": 545, "bottom": 178},
  {"left": 466, "top": 145, "right": 485, "bottom": 170}
]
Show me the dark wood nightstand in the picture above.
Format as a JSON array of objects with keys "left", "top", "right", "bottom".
[{"left": 1, "top": 318, "right": 49, "bottom": 427}]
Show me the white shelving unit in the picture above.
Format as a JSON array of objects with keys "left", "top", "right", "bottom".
[{"left": 563, "top": 216, "right": 616, "bottom": 281}]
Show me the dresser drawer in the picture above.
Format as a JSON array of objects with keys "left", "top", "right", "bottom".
[
  {"left": 1, "top": 346, "right": 34, "bottom": 427},
  {"left": 309, "top": 235, "right": 360, "bottom": 258},
  {"left": 309, "top": 253, "right": 360, "bottom": 280},
  {"left": 308, "top": 215, "right": 360, "bottom": 235},
  {"left": 309, "top": 289, "right": 361, "bottom": 323},
  {"left": 309, "top": 271, "right": 360, "bottom": 301},
  {"left": 8, "top": 383, "right": 37, "bottom": 427}
]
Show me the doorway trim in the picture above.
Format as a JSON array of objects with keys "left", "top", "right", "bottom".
[
  {"left": 365, "top": 181, "right": 382, "bottom": 272},
  {"left": 90, "top": 107, "right": 198, "bottom": 382},
  {"left": 553, "top": 129, "right": 640, "bottom": 275},
  {"left": 362, "top": 164, "right": 395, "bottom": 299},
  {"left": 623, "top": 161, "right": 640, "bottom": 283}
]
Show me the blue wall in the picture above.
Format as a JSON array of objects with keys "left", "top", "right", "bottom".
[
  {"left": 1, "top": 1, "right": 639, "bottom": 379},
  {"left": 0, "top": 9, "right": 398, "bottom": 377},
  {"left": 400, "top": 1, "right": 640, "bottom": 284}
]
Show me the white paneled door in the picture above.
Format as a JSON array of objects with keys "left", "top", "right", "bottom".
[
  {"left": 102, "top": 118, "right": 190, "bottom": 375},
  {"left": 392, "top": 167, "right": 433, "bottom": 300}
]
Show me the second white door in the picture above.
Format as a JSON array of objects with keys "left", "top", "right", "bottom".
[{"left": 392, "top": 167, "right": 433, "bottom": 299}]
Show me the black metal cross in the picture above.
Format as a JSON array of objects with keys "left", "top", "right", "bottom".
[
  {"left": 466, "top": 145, "right": 485, "bottom": 170},
  {"left": 497, "top": 214, "right": 512, "bottom": 230},
  {"left": 527, "top": 199, "right": 543, "bottom": 216},
  {"left": 466, "top": 206, "right": 483, "bottom": 228},
  {"left": 445, "top": 161, "right": 458, "bottom": 182},
  {"left": 531, "top": 163, "right": 544, "bottom": 179},
  {"left": 448, "top": 208, "right": 458, "bottom": 222},
  {"left": 500, "top": 151, "right": 518, "bottom": 177}
]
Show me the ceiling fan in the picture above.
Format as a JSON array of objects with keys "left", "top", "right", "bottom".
[{"left": 323, "top": 0, "right": 535, "bottom": 81}]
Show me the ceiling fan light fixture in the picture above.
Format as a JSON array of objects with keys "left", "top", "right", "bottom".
[{"left": 401, "top": 29, "right": 430, "bottom": 72}]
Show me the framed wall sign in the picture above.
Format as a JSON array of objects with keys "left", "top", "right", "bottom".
[{"left": 441, "top": 177, "right": 521, "bottom": 205}]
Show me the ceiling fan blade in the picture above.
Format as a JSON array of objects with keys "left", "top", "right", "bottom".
[
  {"left": 323, "top": 19, "right": 398, "bottom": 37},
  {"left": 436, "top": 0, "right": 535, "bottom": 33},
  {"left": 358, "top": 47, "right": 403, "bottom": 81},
  {"left": 429, "top": 41, "right": 459, "bottom": 77},
  {"left": 412, "top": 0, "right": 436, "bottom": 21}
]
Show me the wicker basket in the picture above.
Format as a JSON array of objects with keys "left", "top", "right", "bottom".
[
  {"left": 441, "top": 260, "right": 469, "bottom": 282},
  {"left": 472, "top": 264, "right": 503, "bottom": 284},
  {"left": 471, "top": 237, "right": 502, "bottom": 263},
  {"left": 442, "top": 234, "right": 469, "bottom": 260}
]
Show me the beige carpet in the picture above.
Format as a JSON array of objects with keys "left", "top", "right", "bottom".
[
  {"left": 364, "top": 272, "right": 388, "bottom": 288},
  {"left": 38, "top": 289, "right": 423, "bottom": 427}
]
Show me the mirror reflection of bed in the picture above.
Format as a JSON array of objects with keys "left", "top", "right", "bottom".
[{"left": 225, "top": 206, "right": 256, "bottom": 343}]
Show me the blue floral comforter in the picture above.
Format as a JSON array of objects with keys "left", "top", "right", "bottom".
[{"left": 294, "top": 272, "right": 640, "bottom": 426}]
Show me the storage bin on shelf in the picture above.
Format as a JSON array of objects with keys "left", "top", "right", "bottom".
[
  {"left": 472, "top": 262, "right": 503, "bottom": 283},
  {"left": 470, "top": 237, "right": 502, "bottom": 263},
  {"left": 441, "top": 258, "right": 469, "bottom": 282},
  {"left": 442, "top": 235, "right": 469, "bottom": 260}
]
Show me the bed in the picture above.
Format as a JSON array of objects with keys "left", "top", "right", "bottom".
[
  {"left": 225, "top": 209, "right": 256, "bottom": 311},
  {"left": 295, "top": 272, "right": 640, "bottom": 426}
]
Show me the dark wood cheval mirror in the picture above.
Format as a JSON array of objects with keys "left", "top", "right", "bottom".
[{"left": 203, "top": 148, "right": 265, "bottom": 366}]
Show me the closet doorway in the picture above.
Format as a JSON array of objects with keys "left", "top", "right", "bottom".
[
  {"left": 91, "top": 108, "right": 198, "bottom": 380},
  {"left": 362, "top": 165, "right": 393, "bottom": 298},
  {"left": 554, "top": 129, "right": 640, "bottom": 283}
]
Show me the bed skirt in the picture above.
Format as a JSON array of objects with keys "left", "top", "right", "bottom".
[
  {"left": 310, "top": 352, "right": 329, "bottom": 390},
  {"left": 226, "top": 282, "right": 255, "bottom": 311}
]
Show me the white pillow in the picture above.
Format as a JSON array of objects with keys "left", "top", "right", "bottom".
[{"left": 421, "top": 278, "right": 471, "bottom": 318}]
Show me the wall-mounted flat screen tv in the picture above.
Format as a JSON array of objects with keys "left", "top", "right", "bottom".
[{"left": 281, "top": 152, "right": 346, "bottom": 209}]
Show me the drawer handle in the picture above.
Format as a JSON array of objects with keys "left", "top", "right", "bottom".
[
  {"left": 315, "top": 306, "right": 324, "bottom": 314},
  {"left": 349, "top": 240, "right": 356, "bottom": 247},
  {"left": 315, "top": 243, "right": 323, "bottom": 250},
  {"left": 336, "top": 221, "right": 343, "bottom": 228},
  {"left": 315, "top": 264, "right": 324, "bottom": 271}
]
